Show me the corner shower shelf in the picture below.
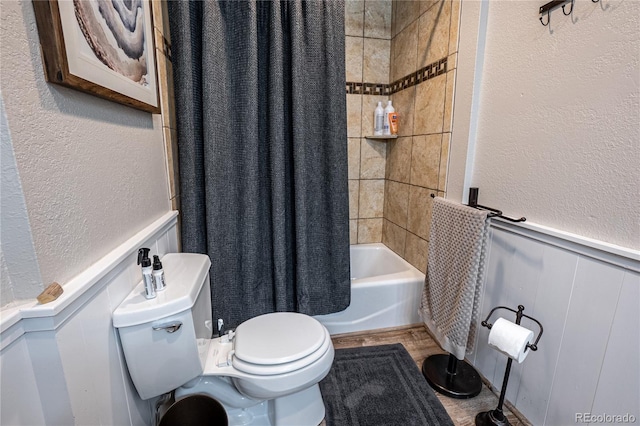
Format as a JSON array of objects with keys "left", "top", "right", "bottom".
[{"left": 365, "top": 135, "right": 398, "bottom": 140}]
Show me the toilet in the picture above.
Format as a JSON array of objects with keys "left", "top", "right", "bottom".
[{"left": 113, "top": 253, "right": 334, "bottom": 426}]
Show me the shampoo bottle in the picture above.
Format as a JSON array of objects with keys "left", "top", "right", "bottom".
[
  {"left": 137, "top": 248, "right": 156, "bottom": 299},
  {"left": 374, "top": 102, "right": 384, "bottom": 135},
  {"left": 152, "top": 255, "right": 166, "bottom": 291},
  {"left": 383, "top": 100, "right": 395, "bottom": 135}
]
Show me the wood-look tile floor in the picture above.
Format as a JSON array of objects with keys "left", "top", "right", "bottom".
[{"left": 328, "top": 324, "right": 531, "bottom": 426}]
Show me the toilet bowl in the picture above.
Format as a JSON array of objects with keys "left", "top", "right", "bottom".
[{"left": 113, "top": 253, "right": 334, "bottom": 426}]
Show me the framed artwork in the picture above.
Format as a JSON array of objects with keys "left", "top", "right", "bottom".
[{"left": 32, "top": 0, "right": 160, "bottom": 113}]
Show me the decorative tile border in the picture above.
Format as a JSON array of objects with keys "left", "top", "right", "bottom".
[{"left": 346, "top": 57, "right": 447, "bottom": 95}]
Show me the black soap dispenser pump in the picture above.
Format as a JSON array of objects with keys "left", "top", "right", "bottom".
[
  {"left": 138, "top": 248, "right": 156, "bottom": 299},
  {"left": 152, "top": 255, "right": 166, "bottom": 291}
]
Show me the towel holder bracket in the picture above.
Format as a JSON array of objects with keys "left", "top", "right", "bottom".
[{"left": 429, "top": 189, "right": 526, "bottom": 222}]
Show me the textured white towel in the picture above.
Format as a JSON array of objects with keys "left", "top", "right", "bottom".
[{"left": 420, "top": 197, "right": 490, "bottom": 360}]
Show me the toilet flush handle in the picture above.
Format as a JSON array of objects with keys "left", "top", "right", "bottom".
[{"left": 152, "top": 321, "right": 183, "bottom": 333}]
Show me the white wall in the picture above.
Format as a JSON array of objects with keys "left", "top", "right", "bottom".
[
  {"left": 1, "top": 213, "right": 178, "bottom": 425},
  {"left": 471, "top": 222, "right": 639, "bottom": 425},
  {"left": 0, "top": 0, "right": 171, "bottom": 304},
  {"left": 1, "top": 97, "right": 44, "bottom": 304},
  {"left": 447, "top": 1, "right": 640, "bottom": 422},
  {"left": 453, "top": 0, "right": 639, "bottom": 250}
]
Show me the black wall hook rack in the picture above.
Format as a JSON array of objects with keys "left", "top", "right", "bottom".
[{"left": 539, "top": 0, "right": 574, "bottom": 26}]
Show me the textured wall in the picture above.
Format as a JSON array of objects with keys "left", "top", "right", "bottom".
[
  {"left": 1, "top": 98, "right": 43, "bottom": 305},
  {"left": 0, "top": 1, "right": 171, "bottom": 299},
  {"left": 470, "top": 0, "right": 639, "bottom": 249}
]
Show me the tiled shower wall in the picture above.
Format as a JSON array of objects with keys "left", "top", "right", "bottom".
[
  {"left": 152, "top": 1, "right": 181, "bottom": 218},
  {"left": 345, "top": 0, "right": 460, "bottom": 273},
  {"left": 345, "top": 1, "right": 393, "bottom": 244}
]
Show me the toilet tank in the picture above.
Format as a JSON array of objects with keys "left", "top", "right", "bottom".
[{"left": 113, "top": 253, "right": 213, "bottom": 400}]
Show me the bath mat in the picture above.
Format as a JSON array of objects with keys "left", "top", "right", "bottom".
[{"left": 319, "top": 344, "right": 454, "bottom": 426}]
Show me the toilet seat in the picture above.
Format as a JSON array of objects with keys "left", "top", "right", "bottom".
[
  {"left": 234, "top": 312, "right": 326, "bottom": 365},
  {"left": 232, "top": 327, "right": 331, "bottom": 376}
]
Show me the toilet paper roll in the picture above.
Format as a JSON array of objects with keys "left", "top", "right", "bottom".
[{"left": 488, "top": 317, "right": 534, "bottom": 363}]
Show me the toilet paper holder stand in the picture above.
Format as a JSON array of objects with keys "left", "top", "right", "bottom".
[{"left": 475, "top": 305, "right": 543, "bottom": 426}]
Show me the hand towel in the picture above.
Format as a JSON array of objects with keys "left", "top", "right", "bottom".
[{"left": 420, "top": 197, "right": 490, "bottom": 360}]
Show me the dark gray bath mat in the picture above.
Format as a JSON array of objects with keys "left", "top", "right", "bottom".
[{"left": 320, "top": 344, "right": 454, "bottom": 426}]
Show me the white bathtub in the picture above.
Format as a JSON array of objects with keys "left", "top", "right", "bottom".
[{"left": 314, "top": 243, "right": 425, "bottom": 335}]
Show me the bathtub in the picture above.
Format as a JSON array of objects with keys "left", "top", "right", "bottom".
[{"left": 314, "top": 243, "right": 425, "bottom": 335}]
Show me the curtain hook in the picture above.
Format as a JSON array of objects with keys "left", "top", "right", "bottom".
[
  {"left": 540, "top": 11, "right": 550, "bottom": 26},
  {"left": 562, "top": 0, "right": 574, "bottom": 15}
]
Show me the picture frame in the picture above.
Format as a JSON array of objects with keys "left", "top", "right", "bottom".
[{"left": 32, "top": 0, "right": 160, "bottom": 114}]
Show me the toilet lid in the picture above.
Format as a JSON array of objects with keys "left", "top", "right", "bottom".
[{"left": 234, "top": 312, "right": 326, "bottom": 365}]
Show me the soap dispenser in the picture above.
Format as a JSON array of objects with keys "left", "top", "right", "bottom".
[
  {"left": 383, "top": 100, "right": 395, "bottom": 135},
  {"left": 152, "top": 255, "right": 166, "bottom": 291},
  {"left": 137, "top": 248, "right": 156, "bottom": 299},
  {"left": 374, "top": 101, "right": 384, "bottom": 135}
]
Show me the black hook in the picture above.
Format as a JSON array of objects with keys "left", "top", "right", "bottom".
[
  {"left": 562, "top": 0, "right": 574, "bottom": 15},
  {"left": 540, "top": 11, "right": 550, "bottom": 26}
]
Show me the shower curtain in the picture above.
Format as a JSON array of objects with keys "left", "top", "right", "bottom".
[{"left": 168, "top": 1, "right": 350, "bottom": 328}]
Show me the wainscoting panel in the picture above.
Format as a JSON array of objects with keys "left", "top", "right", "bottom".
[
  {"left": 0, "top": 336, "right": 46, "bottom": 425},
  {"left": 0, "top": 211, "right": 178, "bottom": 425},
  {"left": 512, "top": 244, "right": 576, "bottom": 426},
  {"left": 589, "top": 272, "right": 640, "bottom": 418},
  {"left": 471, "top": 222, "right": 639, "bottom": 425},
  {"left": 544, "top": 257, "right": 624, "bottom": 425}
]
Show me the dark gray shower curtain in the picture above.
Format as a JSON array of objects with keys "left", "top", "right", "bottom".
[{"left": 168, "top": 1, "right": 350, "bottom": 328}]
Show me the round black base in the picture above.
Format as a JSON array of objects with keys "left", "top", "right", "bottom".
[
  {"left": 421, "top": 354, "right": 482, "bottom": 399},
  {"left": 475, "top": 410, "right": 511, "bottom": 426}
]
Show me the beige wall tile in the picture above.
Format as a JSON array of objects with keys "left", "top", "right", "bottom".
[
  {"left": 407, "top": 185, "right": 436, "bottom": 239},
  {"left": 384, "top": 180, "right": 410, "bottom": 227},
  {"left": 382, "top": 219, "right": 407, "bottom": 256},
  {"left": 157, "top": 49, "right": 176, "bottom": 130},
  {"left": 413, "top": 74, "right": 445, "bottom": 135},
  {"left": 443, "top": 69, "right": 455, "bottom": 132},
  {"left": 393, "top": 0, "right": 420, "bottom": 37},
  {"left": 410, "top": 134, "right": 441, "bottom": 189},
  {"left": 151, "top": 0, "right": 170, "bottom": 39},
  {"left": 447, "top": 52, "right": 457, "bottom": 70},
  {"left": 358, "top": 179, "right": 385, "bottom": 217},
  {"left": 345, "top": 0, "right": 365, "bottom": 36},
  {"left": 364, "top": 0, "right": 393, "bottom": 39},
  {"left": 420, "top": 0, "right": 442, "bottom": 15},
  {"left": 405, "top": 232, "right": 428, "bottom": 273},
  {"left": 449, "top": 0, "right": 461, "bottom": 54},
  {"left": 391, "top": 87, "right": 415, "bottom": 137},
  {"left": 346, "top": 36, "right": 364, "bottom": 82},
  {"left": 163, "top": 127, "right": 180, "bottom": 200},
  {"left": 170, "top": 194, "right": 180, "bottom": 212},
  {"left": 350, "top": 219, "right": 359, "bottom": 244},
  {"left": 391, "top": 19, "right": 418, "bottom": 82},
  {"left": 361, "top": 95, "right": 389, "bottom": 136},
  {"left": 154, "top": 28, "right": 165, "bottom": 59},
  {"left": 358, "top": 218, "right": 383, "bottom": 243},
  {"left": 416, "top": 0, "right": 451, "bottom": 68},
  {"left": 363, "top": 38, "right": 390, "bottom": 84},
  {"left": 349, "top": 180, "right": 360, "bottom": 219},
  {"left": 347, "top": 94, "right": 362, "bottom": 137},
  {"left": 360, "top": 138, "right": 386, "bottom": 179},
  {"left": 348, "top": 138, "right": 361, "bottom": 179},
  {"left": 439, "top": 133, "right": 450, "bottom": 191},
  {"left": 386, "top": 136, "right": 412, "bottom": 183}
]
